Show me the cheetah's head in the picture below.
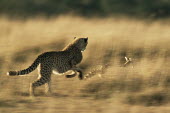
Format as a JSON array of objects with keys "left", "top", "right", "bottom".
[{"left": 73, "top": 37, "right": 88, "bottom": 52}]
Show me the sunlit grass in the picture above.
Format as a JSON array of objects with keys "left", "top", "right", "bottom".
[{"left": 0, "top": 16, "right": 170, "bottom": 113}]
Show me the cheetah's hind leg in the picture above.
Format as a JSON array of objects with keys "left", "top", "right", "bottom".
[
  {"left": 30, "top": 65, "right": 52, "bottom": 96},
  {"left": 45, "top": 81, "right": 52, "bottom": 96}
]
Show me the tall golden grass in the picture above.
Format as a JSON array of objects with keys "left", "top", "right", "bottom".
[{"left": 0, "top": 16, "right": 170, "bottom": 113}]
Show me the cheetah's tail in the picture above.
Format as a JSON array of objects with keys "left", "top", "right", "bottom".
[{"left": 7, "top": 57, "right": 40, "bottom": 76}]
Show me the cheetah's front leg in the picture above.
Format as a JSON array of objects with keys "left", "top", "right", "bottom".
[{"left": 66, "top": 67, "right": 83, "bottom": 80}]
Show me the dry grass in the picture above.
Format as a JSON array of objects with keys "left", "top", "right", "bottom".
[{"left": 0, "top": 15, "right": 170, "bottom": 113}]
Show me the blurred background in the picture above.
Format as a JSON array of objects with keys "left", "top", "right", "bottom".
[
  {"left": 1, "top": 0, "right": 170, "bottom": 113},
  {"left": 1, "top": 0, "right": 170, "bottom": 18}
]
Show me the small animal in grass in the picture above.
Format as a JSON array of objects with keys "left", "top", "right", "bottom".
[
  {"left": 7, "top": 37, "right": 88, "bottom": 96},
  {"left": 124, "top": 56, "right": 134, "bottom": 68}
]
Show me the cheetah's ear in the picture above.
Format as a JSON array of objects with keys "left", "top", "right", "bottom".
[
  {"left": 74, "top": 37, "right": 77, "bottom": 39},
  {"left": 86, "top": 37, "right": 88, "bottom": 41},
  {"left": 84, "top": 37, "right": 88, "bottom": 43}
]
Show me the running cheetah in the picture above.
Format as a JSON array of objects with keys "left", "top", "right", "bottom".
[{"left": 7, "top": 37, "right": 88, "bottom": 96}]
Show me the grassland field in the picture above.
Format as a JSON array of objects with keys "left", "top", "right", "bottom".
[{"left": 0, "top": 16, "right": 170, "bottom": 113}]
